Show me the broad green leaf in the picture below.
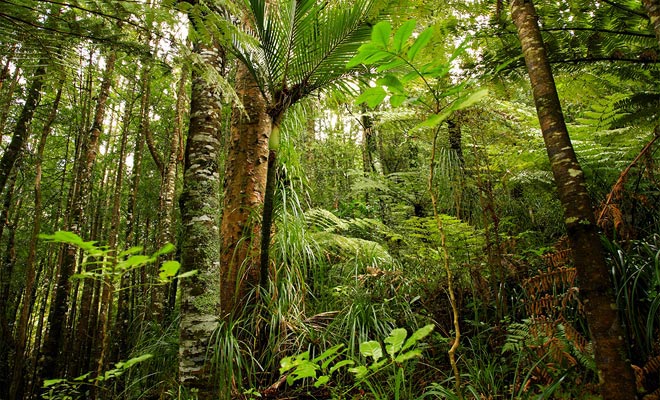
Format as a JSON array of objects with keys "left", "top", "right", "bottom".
[
  {"left": 118, "top": 246, "right": 143, "bottom": 258},
  {"left": 413, "top": 110, "right": 451, "bottom": 130},
  {"left": 43, "top": 379, "right": 66, "bottom": 388},
  {"left": 159, "top": 260, "right": 181, "bottom": 282},
  {"left": 314, "top": 375, "right": 330, "bottom": 387},
  {"left": 348, "top": 365, "right": 369, "bottom": 379},
  {"left": 393, "top": 20, "right": 416, "bottom": 53},
  {"left": 402, "top": 324, "right": 434, "bottom": 351},
  {"left": 177, "top": 270, "right": 199, "bottom": 279},
  {"left": 371, "top": 21, "right": 391, "bottom": 49},
  {"left": 117, "top": 255, "right": 151, "bottom": 270},
  {"left": 287, "top": 362, "right": 318, "bottom": 384},
  {"left": 376, "top": 58, "right": 406, "bottom": 72},
  {"left": 359, "top": 340, "right": 383, "bottom": 361},
  {"left": 385, "top": 328, "right": 408, "bottom": 357},
  {"left": 153, "top": 243, "right": 175, "bottom": 257},
  {"left": 329, "top": 359, "right": 355, "bottom": 373},
  {"left": 394, "top": 349, "right": 422, "bottom": 363},
  {"left": 408, "top": 26, "right": 433, "bottom": 61},
  {"left": 313, "top": 344, "right": 344, "bottom": 364},
  {"left": 347, "top": 44, "right": 380, "bottom": 68},
  {"left": 390, "top": 94, "right": 407, "bottom": 107},
  {"left": 454, "top": 88, "right": 488, "bottom": 111},
  {"left": 355, "top": 86, "right": 387, "bottom": 108},
  {"left": 279, "top": 356, "right": 296, "bottom": 373},
  {"left": 363, "top": 50, "right": 392, "bottom": 65},
  {"left": 401, "top": 70, "right": 420, "bottom": 84},
  {"left": 377, "top": 75, "right": 404, "bottom": 94}
]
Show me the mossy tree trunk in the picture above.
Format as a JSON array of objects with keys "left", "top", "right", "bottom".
[
  {"left": 510, "top": 1, "right": 637, "bottom": 398},
  {"left": 178, "top": 39, "right": 224, "bottom": 399}
]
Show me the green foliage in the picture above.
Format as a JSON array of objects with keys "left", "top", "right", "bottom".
[
  {"left": 42, "top": 354, "right": 153, "bottom": 400},
  {"left": 606, "top": 235, "right": 660, "bottom": 365},
  {"left": 350, "top": 19, "right": 487, "bottom": 127},
  {"left": 39, "top": 231, "right": 192, "bottom": 285},
  {"left": 279, "top": 324, "right": 434, "bottom": 398}
]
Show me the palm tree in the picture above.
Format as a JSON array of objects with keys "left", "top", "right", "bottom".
[{"left": 219, "top": 0, "right": 375, "bottom": 317}]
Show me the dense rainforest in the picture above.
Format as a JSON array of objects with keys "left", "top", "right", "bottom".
[{"left": 0, "top": 0, "right": 659, "bottom": 399}]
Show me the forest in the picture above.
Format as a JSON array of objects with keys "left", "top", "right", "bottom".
[{"left": 0, "top": 0, "right": 659, "bottom": 399}]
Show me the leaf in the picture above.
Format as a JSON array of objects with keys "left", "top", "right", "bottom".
[
  {"left": 402, "top": 324, "right": 434, "bottom": 351},
  {"left": 413, "top": 109, "right": 452, "bottom": 130},
  {"left": 377, "top": 75, "right": 404, "bottom": 94},
  {"left": 393, "top": 20, "right": 416, "bottom": 53},
  {"left": 385, "top": 328, "right": 408, "bottom": 357},
  {"left": 376, "top": 58, "right": 406, "bottom": 72},
  {"left": 314, "top": 375, "right": 330, "bottom": 387},
  {"left": 355, "top": 86, "right": 387, "bottom": 108},
  {"left": 394, "top": 349, "right": 422, "bottom": 363},
  {"left": 153, "top": 243, "right": 175, "bottom": 257},
  {"left": 390, "top": 94, "right": 407, "bottom": 107},
  {"left": 329, "top": 359, "right": 355, "bottom": 373},
  {"left": 287, "top": 361, "right": 318, "bottom": 384},
  {"left": 118, "top": 246, "right": 144, "bottom": 257},
  {"left": 159, "top": 260, "right": 181, "bottom": 282},
  {"left": 371, "top": 21, "right": 391, "bottom": 49},
  {"left": 347, "top": 43, "right": 381, "bottom": 68},
  {"left": 348, "top": 365, "right": 369, "bottom": 379},
  {"left": 359, "top": 340, "right": 383, "bottom": 362},
  {"left": 43, "top": 379, "right": 66, "bottom": 388},
  {"left": 407, "top": 26, "right": 433, "bottom": 61},
  {"left": 117, "top": 255, "right": 152, "bottom": 270},
  {"left": 453, "top": 88, "right": 488, "bottom": 111},
  {"left": 177, "top": 270, "right": 199, "bottom": 279}
]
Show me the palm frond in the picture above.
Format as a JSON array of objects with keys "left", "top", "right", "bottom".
[{"left": 234, "top": 0, "right": 375, "bottom": 106}]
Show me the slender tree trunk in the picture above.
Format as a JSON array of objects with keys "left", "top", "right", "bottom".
[
  {"left": 0, "top": 64, "right": 45, "bottom": 199},
  {"left": 219, "top": 60, "right": 271, "bottom": 318},
  {"left": 361, "top": 105, "right": 377, "bottom": 174},
  {"left": 510, "top": 1, "right": 637, "bottom": 398},
  {"left": 178, "top": 40, "right": 224, "bottom": 399},
  {"left": 9, "top": 82, "right": 62, "bottom": 400},
  {"left": 156, "top": 64, "right": 187, "bottom": 320},
  {"left": 0, "top": 159, "right": 21, "bottom": 399},
  {"left": 110, "top": 83, "right": 138, "bottom": 366},
  {"left": 0, "top": 66, "right": 20, "bottom": 139}
]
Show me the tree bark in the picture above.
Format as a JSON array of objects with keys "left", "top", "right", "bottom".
[
  {"left": 156, "top": 63, "right": 187, "bottom": 320},
  {"left": 510, "top": 1, "right": 637, "bottom": 398},
  {"left": 643, "top": 0, "right": 660, "bottom": 46},
  {"left": 178, "top": 40, "right": 224, "bottom": 399},
  {"left": 0, "top": 64, "right": 45, "bottom": 198},
  {"left": 219, "top": 60, "right": 271, "bottom": 318}
]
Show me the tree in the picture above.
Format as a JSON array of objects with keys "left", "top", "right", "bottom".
[
  {"left": 509, "top": 0, "right": 637, "bottom": 398},
  {"left": 220, "top": 0, "right": 376, "bottom": 318},
  {"left": 178, "top": 31, "right": 225, "bottom": 400}
]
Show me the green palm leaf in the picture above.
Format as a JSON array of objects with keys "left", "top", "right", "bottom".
[{"left": 234, "top": 0, "right": 375, "bottom": 107}]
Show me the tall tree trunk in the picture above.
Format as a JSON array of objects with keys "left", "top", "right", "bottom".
[
  {"left": 219, "top": 60, "right": 271, "bottom": 318},
  {"left": 510, "top": 1, "right": 637, "bottom": 398},
  {"left": 9, "top": 82, "right": 62, "bottom": 400},
  {"left": 178, "top": 40, "right": 224, "bottom": 399},
  {"left": 156, "top": 64, "right": 187, "bottom": 320},
  {"left": 0, "top": 66, "right": 20, "bottom": 139},
  {"left": 0, "top": 64, "right": 45, "bottom": 200},
  {"left": 110, "top": 82, "right": 138, "bottom": 366},
  {"left": 0, "top": 158, "right": 21, "bottom": 399}
]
